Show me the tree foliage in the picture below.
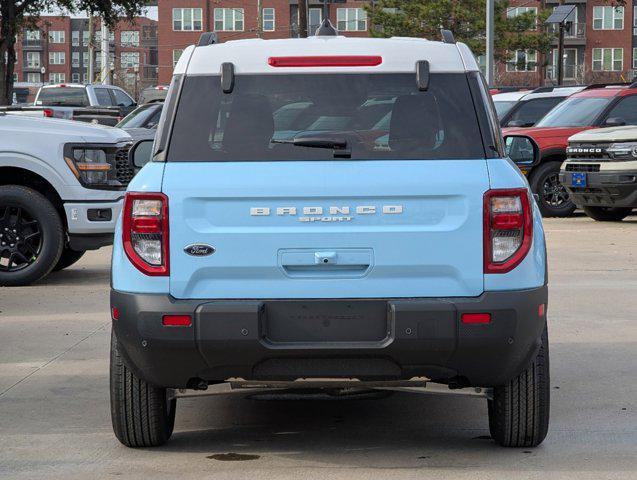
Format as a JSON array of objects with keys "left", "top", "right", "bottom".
[
  {"left": 365, "top": 0, "right": 555, "bottom": 68},
  {"left": 0, "top": 0, "right": 146, "bottom": 105}
]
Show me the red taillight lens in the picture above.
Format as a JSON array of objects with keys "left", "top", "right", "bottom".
[
  {"left": 43, "top": 108, "right": 54, "bottom": 117},
  {"left": 268, "top": 55, "right": 383, "bottom": 67},
  {"left": 484, "top": 188, "right": 533, "bottom": 274},
  {"left": 111, "top": 307, "right": 119, "bottom": 320},
  {"left": 162, "top": 315, "right": 192, "bottom": 327},
  {"left": 122, "top": 192, "right": 169, "bottom": 276},
  {"left": 461, "top": 313, "right": 491, "bottom": 324}
]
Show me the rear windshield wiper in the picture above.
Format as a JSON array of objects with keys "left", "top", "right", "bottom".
[{"left": 272, "top": 135, "right": 351, "bottom": 158}]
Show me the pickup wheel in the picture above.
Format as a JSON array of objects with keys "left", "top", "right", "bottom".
[
  {"left": 0, "top": 185, "right": 64, "bottom": 286},
  {"left": 530, "top": 162, "right": 576, "bottom": 217},
  {"left": 583, "top": 206, "right": 632, "bottom": 222},
  {"left": 488, "top": 326, "right": 550, "bottom": 448},
  {"left": 53, "top": 248, "right": 86, "bottom": 271},
  {"left": 110, "top": 331, "right": 176, "bottom": 447}
]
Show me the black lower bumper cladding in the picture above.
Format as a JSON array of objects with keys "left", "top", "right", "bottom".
[
  {"left": 111, "top": 286, "right": 548, "bottom": 389},
  {"left": 560, "top": 170, "right": 637, "bottom": 208}
]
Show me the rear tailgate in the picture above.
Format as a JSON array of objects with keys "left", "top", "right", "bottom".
[{"left": 163, "top": 160, "right": 488, "bottom": 300}]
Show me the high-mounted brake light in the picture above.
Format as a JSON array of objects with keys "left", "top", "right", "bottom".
[
  {"left": 484, "top": 188, "right": 533, "bottom": 274},
  {"left": 268, "top": 56, "right": 382, "bottom": 68},
  {"left": 122, "top": 192, "right": 169, "bottom": 276}
]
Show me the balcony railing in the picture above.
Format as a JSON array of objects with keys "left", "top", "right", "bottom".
[
  {"left": 549, "top": 22, "right": 585, "bottom": 41},
  {"left": 22, "top": 39, "right": 43, "bottom": 49}
]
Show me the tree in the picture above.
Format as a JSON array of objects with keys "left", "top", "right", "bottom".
[
  {"left": 365, "top": 0, "right": 554, "bottom": 71},
  {"left": 0, "top": 0, "right": 145, "bottom": 105}
]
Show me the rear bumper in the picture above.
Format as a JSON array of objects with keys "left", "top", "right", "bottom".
[
  {"left": 111, "top": 286, "right": 548, "bottom": 389},
  {"left": 560, "top": 170, "right": 637, "bottom": 208}
]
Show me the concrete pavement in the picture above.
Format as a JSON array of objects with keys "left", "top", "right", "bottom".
[{"left": 0, "top": 216, "right": 636, "bottom": 479}]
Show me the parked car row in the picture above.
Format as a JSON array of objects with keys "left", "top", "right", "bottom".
[{"left": 496, "top": 82, "right": 637, "bottom": 219}]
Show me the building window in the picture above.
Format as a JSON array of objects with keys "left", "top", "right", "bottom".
[
  {"left": 72, "top": 73, "right": 80, "bottom": 83},
  {"left": 49, "top": 51, "right": 65, "bottom": 65},
  {"left": 26, "top": 51, "right": 41, "bottom": 68},
  {"left": 214, "top": 8, "right": 244, "bottom": 31},
  {"left": 72, "top": 51, "right": 80, "bottom": 67},
  {"left": 506, "top": 49, "right": 537, "bottom": 72},
  {"left": 173, "top": 49, "right": 183, "bottom": 67},
  {"left": 48, "top": 30, "right": 65, "bottom": 43},
  {"left": 550, "top": 48, "right": 578, "bottom": 80},
  {"left": 121, "top": 31, "right": 139, "bottom": 47},
  {"left": 592, "top": 48, "right": 623, "bottom": 71},
  {"left": 83, "top": 52, "right": 89, "bottom": 67},
  {"left": 507, "top": 7, "right": 538, "bottom": 30},
  {"left": 95, "top": 31, "right": 115, "bottom": 43},
  {"left": 634, "top": 7, "right": 637, "bottom": 35},
  {"left": 121, "top": 52, "right": 140, "bottom": 69},
  {"left": 26, "top": 72, "right": 41, "bottom": 83},
  {"left": 593, "top": 6, "right": 624, "bottom": 30},
  {"left": 82, "top": 30, "right": 91, "bottom": 46},
  {"left": 83, "top": 73, "right": 88, "bottom": 83},
  {"left": 49, "top": 73, "right": 65, "bottom": 84},
  {"left": 337, "top": 8, "right": 367, "bottom": 32},
  {"left": 262, "top": 8, "right": 275, "bottom": 32},
  {"left": 173, "top": 8, "right": 203, "bottom": 31},
  {"left": 72, "top": 31, "right": 79, "bottom": 46},
  {"left": 25, "top": 29, "right": 40, "bottom": 41},
  {"left": 308, "top": 8, "right": 322, "bottom": 35}
]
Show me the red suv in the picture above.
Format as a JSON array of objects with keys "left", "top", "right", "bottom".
[{"left": 503, "top": 83, "right": 637, "bottom": 217}]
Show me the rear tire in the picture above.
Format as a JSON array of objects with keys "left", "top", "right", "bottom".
[
  {"left": 583, "top": 206, "right": 632, "bottom": 222},
  {"left": 0, "top": 185, "right": 64, "bottom": 286},
  {"left": 53, "top": 248, "right": 86, "bottom": 271},
  {"left": 529, "top": 162, "right": 576, "bottom": 217},
  {"left": 488, "top": 326, "right": 550, "bottom": 448},
  {"left": 110, "top": 331, "right": 176, "bottom": 447}
]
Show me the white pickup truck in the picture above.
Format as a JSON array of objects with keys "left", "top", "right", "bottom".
[{"left": 0, "top": 114, "right": 133, "bottom": 285}]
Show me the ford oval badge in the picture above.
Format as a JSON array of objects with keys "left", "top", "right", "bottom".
[{"left": 184, "top": 244, "right": 215, "bottom": 256}]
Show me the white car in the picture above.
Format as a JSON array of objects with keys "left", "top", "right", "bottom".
[
  {"left": 493, "top": 86, "right": 585, "bottom": 128},
  {"left": 0, "top": 114, "right": 132, "bottom": 285}
]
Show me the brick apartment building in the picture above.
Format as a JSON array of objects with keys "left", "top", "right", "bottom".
[
  {"left": 14, "top": 15, "right": 157, "bottom": 95},
  {"left": 499, "top": 0, "right": 637, "bottom": 86},
  {"left": 157, "top": 0, "right": 370, "bottom": 83}
]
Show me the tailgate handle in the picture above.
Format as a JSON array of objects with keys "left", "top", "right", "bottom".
[{"left": 279, "top": 249, "right": 373, "bottom": 278}]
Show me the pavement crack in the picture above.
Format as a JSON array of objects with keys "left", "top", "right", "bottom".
[{"left": 0, "top": 322, "right": 109, "bottom": 398}]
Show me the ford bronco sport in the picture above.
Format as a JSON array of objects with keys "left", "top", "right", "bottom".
[
  {"left": 504, "top": 82, "right": 637, "bottom": 217},
  {"left": 110, "top": 27, "right": 550, "bottom": 449},
  {"left": 561, "top": 126, "right": 637, "bottom": 221}
]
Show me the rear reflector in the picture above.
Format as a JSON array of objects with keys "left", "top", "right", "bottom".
[
  {"left": 538, "top": 303, "right": 545, "bottom": 317},
  {"left": 461, "top": 313, "right": 492, "bottom": 324},
  {"left": 268, "top": 55, "right": 382, "bottom": 68},
  {"left": 162, "top": 315, "right": 192, "bottom": 327}
]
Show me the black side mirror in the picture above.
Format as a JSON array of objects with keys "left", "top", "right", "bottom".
[
  {"left": 504, "top": 135, "right": 540, "bottom": 167},
  {"left": 128, "top": 139, "right": 154, "bottom": 169},
  {"left": 604, "top": 117, "right": 626, "bottom": 127}
]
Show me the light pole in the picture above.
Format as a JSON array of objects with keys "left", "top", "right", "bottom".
[{"left": 485, "top": 0, "right": 495, "bottom": 86}]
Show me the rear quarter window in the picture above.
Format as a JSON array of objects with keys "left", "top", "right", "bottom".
[{"left": 167, "top": 73, "right": 487, "bottom": 162}]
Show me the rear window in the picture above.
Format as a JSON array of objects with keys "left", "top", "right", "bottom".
[
  {"left": 36, "top": 87, "right": 89, "bottom": 107},
  {"left": 493, "top": 101, "right": 517, "bottom": 118},
  {"left": 167, "top": 73, "right": 486, "bottom": 162},
  {"left": 117, "top": 104, "right": 162, "bottom": 128},
  {"left": 503, "top": 97, "right": 564, "bottom": 127}
]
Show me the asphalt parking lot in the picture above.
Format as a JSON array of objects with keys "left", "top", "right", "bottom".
[{"left": 0, "top": 216, "right": 636, "bottom": 480}]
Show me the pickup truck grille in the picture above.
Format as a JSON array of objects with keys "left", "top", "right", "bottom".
[
  {"left": 114, "top": 147, "right": 134, "bottom": 185},
  {"left": 565, "top": 163, "right": 600, "bottom": 173}
]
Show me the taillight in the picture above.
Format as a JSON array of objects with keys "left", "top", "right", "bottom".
[
  {"left": 43, "top": 108, "right": 54, "bottom": 117},
  {"left": 122, "top": 192, "right": 169, "bottom": 276},
  {"left": 484, "top": 188, "right": 533, "bottom": 274}
]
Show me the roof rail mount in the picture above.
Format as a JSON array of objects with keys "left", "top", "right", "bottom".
[
  {"left": 441, "top": 29, "right": 455, "bottom": 44},
  {"left": 584, "top": 82, "right": 631, "bottom": 90},
  {"left": 315, "top": 18, "right": 338, "bottom": 36},
  {"left": 198, "top": 32, "right": 219, "bottom": 47}
]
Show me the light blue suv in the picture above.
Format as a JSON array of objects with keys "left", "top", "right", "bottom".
[{"left": 110, "top": 28, "right": 549, "bottom": 449}]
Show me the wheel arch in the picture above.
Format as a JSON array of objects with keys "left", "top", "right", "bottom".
[{"left": 0, "top": 166, "right": 67, "bottom": 230}]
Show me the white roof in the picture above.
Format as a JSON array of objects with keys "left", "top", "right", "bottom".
[
  {"left": 492, "top": 86, "right": 585, "bottom": 104},
  {"left": 40, "top": 83, "right": 86, "bottom": 89},
  {"left": 175, "top": 36, "right": 479, "bottom": 76},
  {"left": 492, "top": 91, "right": 529, "bottom": 103},
  {"left": 570, "top": 125, "right": 637, "bottom": 143}
]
